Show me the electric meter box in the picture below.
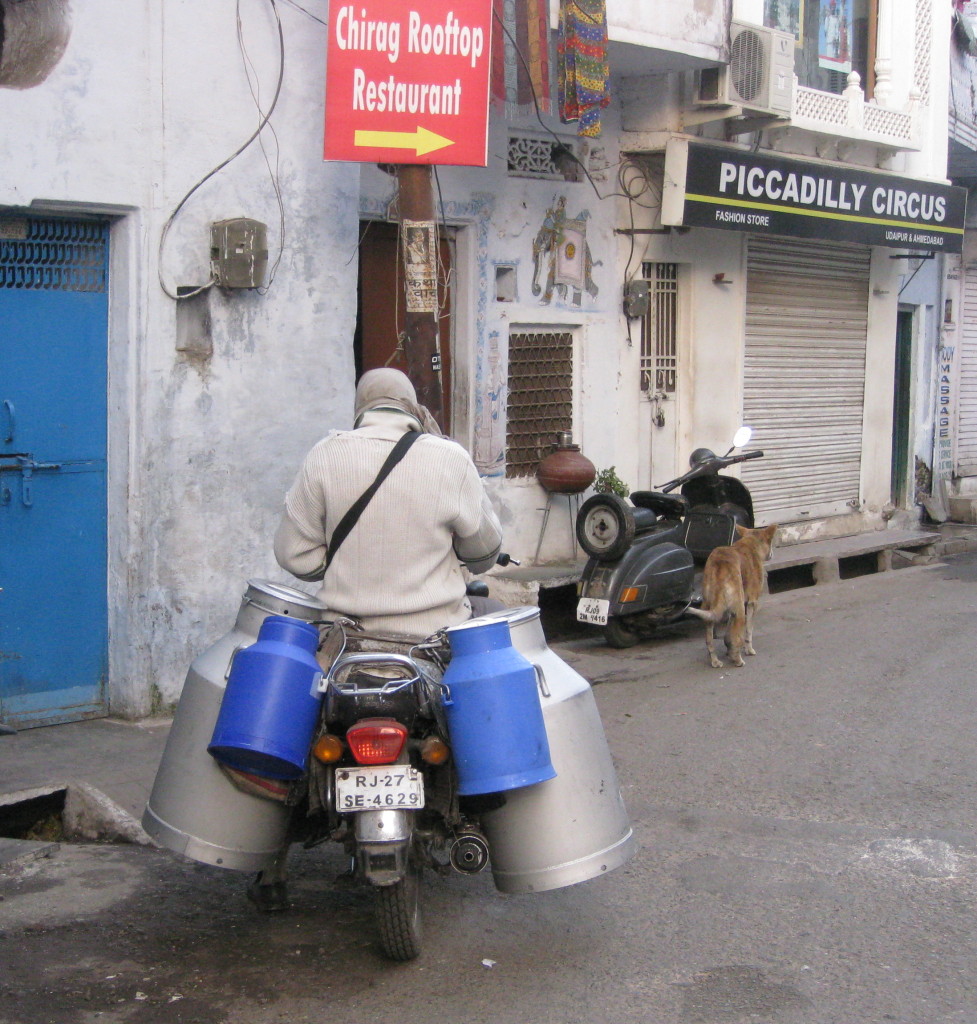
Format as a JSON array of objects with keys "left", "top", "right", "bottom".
[
  {"left": 623, "top": 280, "right": 650, "bottom": 318},
  {"left": 210, "top": 218, "right": 268, "bottom": 289}
]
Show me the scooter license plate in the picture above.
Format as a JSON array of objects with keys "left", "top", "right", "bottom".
[
  {"left": 577, "top": 597, "right": 610, "bottom": 625},
  {"left": 334, "top": 766, "right": 425, "bottom": 811}
]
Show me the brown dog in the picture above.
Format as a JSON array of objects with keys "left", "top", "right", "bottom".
[{"left": 686, "top": 523, "right": 778, "bottom": 668}]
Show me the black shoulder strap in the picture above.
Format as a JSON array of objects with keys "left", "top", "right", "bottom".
[{"left": 325, "top": 431, "right": 421, "bottom": 570}]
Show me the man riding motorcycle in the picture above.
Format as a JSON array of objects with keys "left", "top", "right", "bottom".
[{"left": 253, "top": 368, "right": 503, "bottom": 909}]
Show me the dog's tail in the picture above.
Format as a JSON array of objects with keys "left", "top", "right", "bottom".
[{"left": 685, "top": 606, "right": 723, "bottom": 623}]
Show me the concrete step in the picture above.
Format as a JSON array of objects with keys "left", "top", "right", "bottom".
[
  {"left": 492, "top": 525, "right": 977, "bottom": 604},
  {"left": 947, "top": 496, "right": 977, "bottom": 525},
  {"left": 764, "top": 526, "right": 977, "bottom": 592}
]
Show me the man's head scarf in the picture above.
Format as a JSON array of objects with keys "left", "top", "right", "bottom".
[{"left": 353, "top": 368, "right": 442, "bottom": 435}]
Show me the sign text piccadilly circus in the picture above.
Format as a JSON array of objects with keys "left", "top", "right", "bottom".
[
  {"left": 323, "top": 1, "right": 494, "bottom": 167},
  {"left": 662, "top": 140, "right": 968, "bottom": 253}
]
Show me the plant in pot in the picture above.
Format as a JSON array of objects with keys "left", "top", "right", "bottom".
[{"left": 593, "top": 466, "right": 629, "bottom": 499}]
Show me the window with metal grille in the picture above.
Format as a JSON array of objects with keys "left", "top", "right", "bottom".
[
  {"left": 640, "top": 262, "right": 678, "bottom": 394},
  {"left": 507, "top": 130, "right": 581, "bottom": 181},
  {"left": 506, "top": 329, "right": 573, "bottom": 478},
  {"left": 0, "top": 216, "right": 108, "bottom": 292}
]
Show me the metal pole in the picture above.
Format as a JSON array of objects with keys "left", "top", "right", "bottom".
[{"left": 395, "top": 164, "right": 444, "bottom": 428}]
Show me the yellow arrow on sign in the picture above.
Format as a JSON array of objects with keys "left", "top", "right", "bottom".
[{"left": 354, "top": 126, "right": 454, "bottom": 157}]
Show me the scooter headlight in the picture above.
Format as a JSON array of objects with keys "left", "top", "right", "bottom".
[{"left": 689, "top": 447, "right": 716, "bottom": 468}]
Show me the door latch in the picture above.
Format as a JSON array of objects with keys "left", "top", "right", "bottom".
[{"left": 0, "top": 454, "right": 62, "bottom": 507}]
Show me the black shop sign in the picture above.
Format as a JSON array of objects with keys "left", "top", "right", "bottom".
[{"left": 662, "top": 140, "right": 967, "bottom": 253}]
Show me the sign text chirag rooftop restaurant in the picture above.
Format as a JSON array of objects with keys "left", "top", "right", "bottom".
[{"left": 323, "top": 1, "right": 493, "bottom": 167}]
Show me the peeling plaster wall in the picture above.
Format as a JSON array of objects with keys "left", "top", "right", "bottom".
[{"left": 0, "top": 4, "right": 359, "bottom": 713}]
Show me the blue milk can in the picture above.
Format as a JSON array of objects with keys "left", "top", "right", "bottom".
[
  {"left": 441, "top": 618, "right": 556, "bottom": 795},
  {"left": 208, "top": 615, "right": 323, "bottom": 780}
]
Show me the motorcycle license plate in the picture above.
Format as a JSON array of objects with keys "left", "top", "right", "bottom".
[
  {"left": 335, "top": 766, "right": 425, "bottom": 811},
  {"left": 577, "top": 597, "right": 610, "bottom": 625}
]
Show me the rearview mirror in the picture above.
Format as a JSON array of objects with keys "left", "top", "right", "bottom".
[{"left": 732, "top": 426, "right": 753, "bottom": 449}]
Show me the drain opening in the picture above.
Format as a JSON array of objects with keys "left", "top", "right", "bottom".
[
  {"left": 839, "top": 552, "right": 880, "bottom": 580},
  {"left": 767, "top": 563, "right": 816, "bottom": 593},
  {"left": 0, "top": 788, "right": 66, "bottom": 841}
]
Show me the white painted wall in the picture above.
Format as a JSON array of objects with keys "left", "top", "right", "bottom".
[{"left": 0, "top": 3, "right": 359, "bottom": 714}]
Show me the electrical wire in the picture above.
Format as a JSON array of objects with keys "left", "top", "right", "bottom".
[
  {"left": 432, "top": 166, "right": 454, "bottom": 322},
  {"left": 491, "top": 6, "right": 664, "bottom": 210},
  {"left": 237, "top": 0, "right": 286, "bottom": 293},
  {"left": 278, "top": 0, "right": 326, "bottom": 26},
  {"left": 157, "top": 0, "right": 286, "bottom": 300}
]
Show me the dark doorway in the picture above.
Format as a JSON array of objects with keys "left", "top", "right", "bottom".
[
  {"left": 891, "top": 307, "right": 913, "bottom": 506},
  {"left": 354, "top": 220, "right": 454, "bottom": 433}
]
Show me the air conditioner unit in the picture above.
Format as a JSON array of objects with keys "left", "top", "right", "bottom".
[{"left": 694, "top": 22, "right": 794, "bottom": 118}]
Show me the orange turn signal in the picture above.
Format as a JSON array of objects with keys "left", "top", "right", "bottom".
[
  {"left": 620, "top": 587, "right": 641, "bottom": 603},
  {"left": 420, "top": 736, "right": 450, "bottom": 766},
  {"left": 312, "top": 733, "right": 345, "bottom": 764}
]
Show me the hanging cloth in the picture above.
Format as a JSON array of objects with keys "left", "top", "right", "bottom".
[
  {"left": 491, "top": 0, "right": 552, "bottom": 118},
  {"left": 557, "top": 0, "right": 610, "bottom": 137}
]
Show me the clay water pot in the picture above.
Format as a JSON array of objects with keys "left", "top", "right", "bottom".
[{"left": 536, "top": 433, "right": 596, "bottom": 494}]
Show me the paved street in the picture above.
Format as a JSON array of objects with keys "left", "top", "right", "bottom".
[{"left": 2, "top": 553, "right": 977, "bottom": 1024}]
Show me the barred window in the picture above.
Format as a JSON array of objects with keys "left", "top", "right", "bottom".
[
  {"left": 507, "top": 130, "right": 581, "bottom": 181},
  {"left": 0, "top": 216, "right": 108, "bottom": 293},
  {"left": 506, "top": 329, "right": 573, "bottom": 478},
  {"left": 640, "top": 262, "right": 678, "bottom": 394}
]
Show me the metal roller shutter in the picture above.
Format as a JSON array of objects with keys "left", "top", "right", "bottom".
[
  {"left": 740, "top": 236, "right": 871, "bottom": 521},
  {"left": 956, "top": 264, "right": 977, "bottom": 476}
]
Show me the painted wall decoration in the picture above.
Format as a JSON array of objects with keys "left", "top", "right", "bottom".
[{"left": 531, "top": 195, "right": 600, "bottom": 306}]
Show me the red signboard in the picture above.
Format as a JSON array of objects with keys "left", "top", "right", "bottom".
[{"left": 324, "top": 0, "right": 494, "bottom": 167}]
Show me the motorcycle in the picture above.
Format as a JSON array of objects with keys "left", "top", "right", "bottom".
[
  {"left": 298, "top": 623, "right": 483, "bottom": 962},
  {"left": 144, "top": 571, "right": 635, "bottom": 964},
  {"left": 574, "top": 426, "right": 764, "bottom": 648}
]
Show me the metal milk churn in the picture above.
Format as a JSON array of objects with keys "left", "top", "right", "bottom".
[
  {"left": 474, "top": 606, "right": 635, "bottom": 893},
  {"left": 142, "top": 580, "right": 325, "bottom": 872},
  {"left": 440, "top": 617, "right": 556, "bottom": 795}
]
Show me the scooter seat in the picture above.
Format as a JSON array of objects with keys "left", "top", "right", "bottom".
[{"left": 629, "top": 491, "right": 689, "bottom": 519}]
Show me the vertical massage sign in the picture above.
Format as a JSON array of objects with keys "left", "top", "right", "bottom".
[{"left": 324, "top": 0, "right": 494, "bottom": 166}]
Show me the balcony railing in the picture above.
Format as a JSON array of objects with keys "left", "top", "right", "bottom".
[{"left": 791, "top": 74, "right": 918, "bottom": 151}]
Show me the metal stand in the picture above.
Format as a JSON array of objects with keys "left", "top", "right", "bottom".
[{"left": 534, "top": 491, "right": 582, "bottom": 565}]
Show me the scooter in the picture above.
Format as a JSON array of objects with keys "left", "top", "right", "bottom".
[{"left": 574, "top": 427, "right": 764, "bottom": 648}]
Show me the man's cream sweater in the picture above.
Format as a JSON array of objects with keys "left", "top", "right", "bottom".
[{"left": 274, "top": 410, "right": 502, "bottom": 638}]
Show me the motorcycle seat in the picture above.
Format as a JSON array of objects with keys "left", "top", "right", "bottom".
[{"left": 629, "top": 491, "right": 689, "bottom": 519}]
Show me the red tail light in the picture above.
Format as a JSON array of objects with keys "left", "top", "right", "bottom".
[{"left": 346, "top": 718, "right": 408, "bottom": 765}]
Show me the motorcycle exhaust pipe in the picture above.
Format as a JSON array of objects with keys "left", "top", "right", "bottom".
[{"left": 449, "top": 830, "right": 490, "bottom": 874}]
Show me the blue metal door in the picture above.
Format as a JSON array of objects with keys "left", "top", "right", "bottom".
[{"left": 0, "top": 216, "right": 109, "bottom": 728}]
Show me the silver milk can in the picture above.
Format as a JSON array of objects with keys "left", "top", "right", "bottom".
[
  {"left": 142, "top": 580, "right": 325, "bottom": 871},
  {"left": 474, "top": 606, "right": 635, "bottom": 893}
]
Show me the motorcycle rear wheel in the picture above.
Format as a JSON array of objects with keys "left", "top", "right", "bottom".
[{"left": 375, "top": 863, "right": 423, "bottom": 961}]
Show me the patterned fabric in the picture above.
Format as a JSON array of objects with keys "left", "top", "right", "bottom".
[
  {"left": 557, "top": 0, "right": 610, "bottom": 137},
  {"left": 491, "top": 0, "right": 551, "bottom": 117}
]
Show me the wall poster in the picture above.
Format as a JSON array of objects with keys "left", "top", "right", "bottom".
[{"left": 817, "top": 0, "right": 852, "bottom": 73}]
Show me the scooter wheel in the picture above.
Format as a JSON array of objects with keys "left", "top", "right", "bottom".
[
  {"left": 576, "top": 494, "right": 635, "bottom": 561},
  {"left": 605, "top": 616, "right": 642, "bottom": 648}
]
